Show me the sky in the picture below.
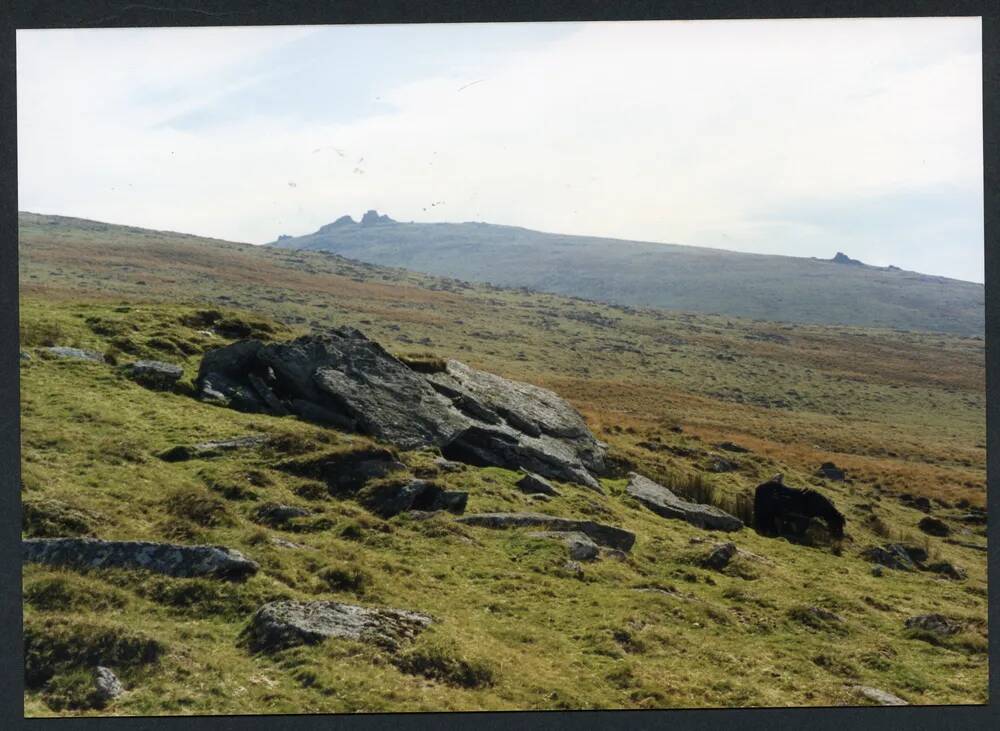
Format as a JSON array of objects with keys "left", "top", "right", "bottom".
[{"left": 17, "top": 18, "right": 984, "bottom": 282}]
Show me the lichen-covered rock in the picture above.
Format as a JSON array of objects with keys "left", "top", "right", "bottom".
[
  {"left": 195, "top": 330, "right": 607, "bottom": 489},
  {"left": 44, "top": 346, "right": 105, "bottom": 363},
  {"left": 456, "top": 512, "right": 635, "bottom": 552},
  {"left": 158, "top": 435, "right": 270, "bottom": 462},
  {"left": 23, "top": 538, "right": 259, "bottom": 580},
  {"left": 851, "top": 685, "right": 907, "bottom": 706},
  {"left": 124, "top": 359, "right": 183, "bottom": 390},
  {"left": 92, "top": 667, "right": 124, "bottom": 705},
  {"left": 242, "top": 600, "right": 432, "bottom": 652},
  {"left": 626, "top": 473, "right": 743, "bottom": 531}
]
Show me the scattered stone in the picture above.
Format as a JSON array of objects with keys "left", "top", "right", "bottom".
[
  {"left": 707, "top": 456, "right": 739, "bottom": 473},
  {"left": 701, "top": 542, "right": 738, "bottom": 571},
  {"left": 456, "top": 512, "right": 635, "bottom": 552},
  {"left": 516, "top": 471, "right": 560, "bottom": 497},
  {"left": 870, "top": 565, "right": 884, "bottom": 577},
  {"left": 925, "top": 561, "right": 967, "bottom": 580},
  {"left": 527, "top": 493, "right": 551, "bottom": 502},
  {"left": 851, "top": 685, "right": 907, "bottom": 706},
  {"left": 433, "top": 457, "right": 463, "bottom": 472},
  {"left": 253, "top": 503, "right": 311, "bottom": 526},
  {"left": 626, "top": 473, "right": 742, "bottom": 531},
  {"left": 361, "top": 479, "right": 467, "bottom": 518},
  {"left": 270, "top": 537, "right": 304, "bottom": 549},
  {"left": 815, "top": 462, "right": 846, "bottom": 481},
  {"left": 91, "top": 666, "right": 124, "bottom": 706},
  {"left": 159, "top": 435, "right": 270, "bottom": 462},
  {"left": 715, "top": 442, "right": 749, "bottom": 453},
  {"left": 917, "top": 516, "right": 950, "bottom": 537},
  {"left": 528, "top": 531, "right": 600, "bottom": 561},
  {"left": 23, "top": 537, "right": 259, "bottom": 580},
  {"left": 242, "top": 600, "right": 432, "bottom": 653},
  {"left": 562, "top": 560, "right": 584, "bottom": 577},
  {"left": 44, "top": 346, "right": 105, "bottom": 363},
  {"left": 862, "top": 544, "right": 917, "bottom": 572},
  {"left": 19, "top": 350, "right": 31, "bottom": 361},
  {"left": 124, "top": 360, "right": 183, "bottom": 391},
  {"left": 904, "top": 613, "right": 961, "bottom": 636},
  {"left": 197, "top": 330, "right": 607, "bottom": 488}
]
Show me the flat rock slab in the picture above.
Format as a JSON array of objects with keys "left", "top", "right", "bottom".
[
  {"left": 851, "top": 685, "right": 907, "bottom": 706},
  {"left": 23, "top": 538, "right": 259, "bottom": 580},
  {"left": 456, "top": 512, "right": 635, "bottom": 552},
  {"left": 125, "top": 360, "right": 183, "bottom": 390},
  {"left": 44, "top": 346, "right": 105, "bottom": 362},
  {"left": 243, "top": 600, "right": 433, "bottom": 652},
  {"left": 626, "top": 473, "right": 743, "bottom": 532},
  {"left": 159, "top": 435, "right": 270, "bottom": 462}
]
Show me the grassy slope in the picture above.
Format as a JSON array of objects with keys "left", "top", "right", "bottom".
[
  {"left": 18, "top": 213, "right": 987, "bottom": 715},
  {"left": 269, "top": 217, "right": 985, "bottom": 336}
]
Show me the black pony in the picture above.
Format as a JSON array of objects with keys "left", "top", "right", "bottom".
[{"left": 754, "top": 475, "right": 845, "bottom": 539}]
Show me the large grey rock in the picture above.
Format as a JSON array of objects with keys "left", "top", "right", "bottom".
[
  {"left": 125, "top": 360, "right": 183, "bottom": 391},
  {"left": 92, "top": 667, "right": 124, "bottom": 705},
  {"left": 242, "top": 600, "right": 432, "bottom": 652},
  {"left": 44, "top": 346, "right": 105, "bottom": 363},
  {"left": 23, "top": 537, "right": 259, "bottom": 580},
  {"left": 625, "top": 473, "right": 743, "bottom": 531},
  {"left": 196, "top": 330, "right": 607, "bottom": 488},
  {"left": 159, "top": 435, "right": 270, "bottom": 462},
  {"left": 851, "top": 685, "right": 907, "bottom": 706},
  {"left": 456, "top": 512, "right": 635, "bottom": 552}
]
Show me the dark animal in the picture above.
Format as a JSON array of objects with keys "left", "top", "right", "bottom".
[{"left": 754, "top": 475, "right": 845, "bottom": 539}]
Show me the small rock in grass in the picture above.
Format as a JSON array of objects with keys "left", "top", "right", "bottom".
[
  {"left": 815, "top": 462, "right": 846, "bottom": 481},
  {"left": 917, "top": 516, "right": 950, "bottom": 537},
  {"left": 851, "top": 685, "right": 907, "bottom": 706},
  {"left": 516, "top": 471, "right": 560, "bottom": 496},
  {"left": 904, "top": 613, "right": 962, "bottom": 636},
  {"left": 124, "top": 359, "right": 183, "bottom": 391},
  {"left": 92, "top": 666, "right": 124, "bottom": 705},
  {"left": 44, "top": 346, "right": 105, "bottom": 363},
  {"left": 701, "top": 542, "right": 738, "bottom": 571},
  {"left": 19, "top": 350, "right": 31, "bottom": 361},
  {"left": 253, "top": 503, "right": 311, "bottom": 526}
]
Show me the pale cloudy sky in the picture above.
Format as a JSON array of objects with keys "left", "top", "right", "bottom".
[{"left": 17, "top": 18, "right": 984, "bottom": 282}]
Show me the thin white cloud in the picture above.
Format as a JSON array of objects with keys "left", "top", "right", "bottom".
[{"left": 16, "top": 18, "right": 983, "bottom": 281}]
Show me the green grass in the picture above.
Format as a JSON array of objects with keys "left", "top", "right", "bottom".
[{"left": 17, "top": 214, "right": 987, "bottom": 715}]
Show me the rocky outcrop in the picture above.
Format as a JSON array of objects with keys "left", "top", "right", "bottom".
[
  {"left": 360, "top": 479, "right": 468, "bottom": 518},
  {"left": 44, "top": 346, "right": 105, "bottom": 362},
  {"left": 195, "top": 329, "right": 607, "bottom": 488},
  {"left": 23, "top": 538, "right": 259, "bottom": 580},
  {"left": 456, "top": 512, "right": 635, "bottom": 552},
  {"left": 242, "top": 600, "right": 432, "bottom": 652},
  {"left": 625, "top": 473, "right": 743, "bottom": 531},
  {"left": 360, "top": 209, "right": 395, "bottom": 226},
  {"left": 862, "top": 544, "right": 917, "bottom": 571},
  {"left": 124, "top": 360, "right": 183, "bottom": 391},
  {"left": 159, "top": 435, "right": 270, "bottom": 462}
]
